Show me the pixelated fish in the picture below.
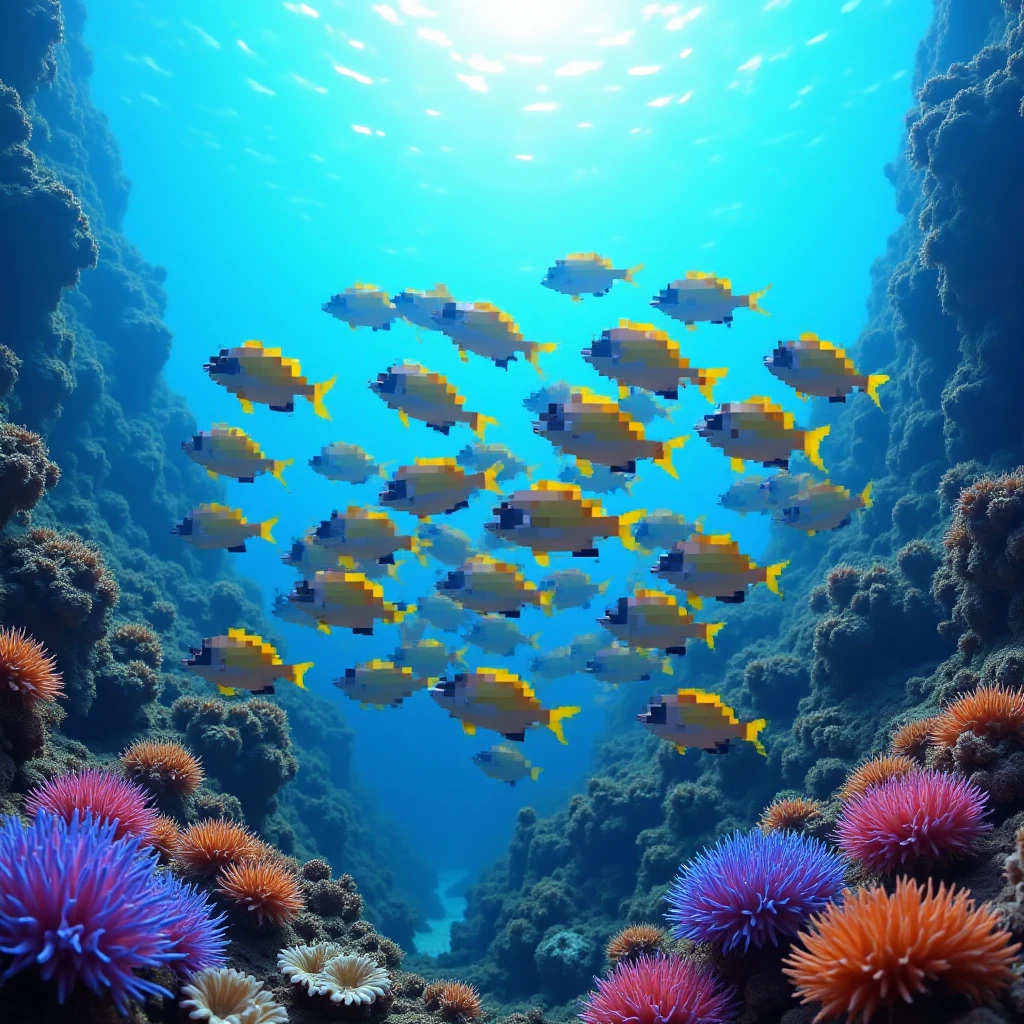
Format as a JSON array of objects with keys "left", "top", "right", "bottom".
[
  {"left": 619, "top": 388, "right": 674, "bottom": 425},
  {"left": 392, "top": 283, "right": 455, "bottom": 338},
  {"left": 638, "top": 688, "right": 767, "bottom": 756},
  {"left": 281, "top": 533, "right": 344, "bottom": 580},
  {"left": 437, "top": 555, "right": 553, "bottom": 618},
  {"left": 541, "top": 252, "right": 643, "bottom": 301},
  {"left": 696, "top": 396, "right": 830, "bottom": 473},
  {"left": 312, "top": 506, "right": 421, "bottom": 566},
  {"left": 718, "top": 476, "right": 776, "bottom": 518},
  {"left": 333, "top": 660, "right": 426, "bottom": 709},
  {"left": 599, "top": 589, "right": 725, "bottom": 656},
  {"left": 473, "top": 745, "right": 542, "bottom": 786},
  {"left": 183, "top": 628, "right": 312, "bottom": 696},
  {"left": 583, "top": 320, "right": 728, "bottom": 402},
  {"left": 558, "top": 461, "right": 635, "bottom": 496},
  {"left": 534, "top": 387, "right": 688, "bottom": 477},
  {"left": 380, "top": 458, "right": 503, "bottom": 519},
  {"left": 322, "top": 283, "right": 397, "bottom": 331},
  {"left": 779, "top": 479, "right": 873, "bottom": 535},
  {"left": 586, "top": 643, "right": 671, "bottom": 685},
  {"left": 652, "top": 271, "right": 771, "bottom": 330},
  {"left": 765, "top": 333, "right": 889, "bottom": 408},
  {"left": 539, "top": 568, "right": 608, "bottom": 611},
  {"left": 204, "top": 340, "right": 335, "bottom": 418},
  {"left": 485, "top": 480, "right": 645, "bottom": 566},
  {"left": 434, "top": 301, "right": 556, "bottom": 371},
  {"left": 529, "top": 645, "right": 583, "bottom": 682},
  {"left": 310, "top": 442, "right": 386, "bottom": 484},
  {"left": 463, "top": 615, "right": 538, "bottom": 658},
  {"left": 457, "top": 443, "right": 532, "bottom": 483},
  {"left": 370, "top": 362, "right": 498, "bottom": 438},
  {"left": 287, "top": 570, "right": 413, "bottom": 635},
  {"left": 632, "top": 510, "right": 703, "bottom": 553},
  {"left": 652, "top": 531, "right": 788, "bottom": 608},
  {"left": 760, "top": 471, "right": 816, "bottom": 512},
  {"left": 182, "top": 425, "right": 292, "bottom": 485},
  {"left": 271, "top": 590, "right": 315, "bottom": 628},
  {"left": 416, "top": 522, "right": 475, "bottom": 567},
  {"left": 391, "top": 638, "right": 467, "bottom": 680},
  {"left": 415, "top": 592, "right": 472, "bottom": 633},
  {"left": 429, "top": 668, "right": 580, "bottom": 743},
  {"left": 172, "top": 503, "right": 277, "bottom": 553},
  {"left": 523, "top": 380, "right": 573, "bottom": 416}
]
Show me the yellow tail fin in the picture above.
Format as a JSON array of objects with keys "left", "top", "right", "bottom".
[
  {"left": 483, "top": 463, "right": 504, "bottom": 494},
  {"left": 472, "top": 413, "right": 499, "bottom": 441},
  {"left": 338, "top": 555, "right": 356, "bottom": 569},
  {"left": 765, "top": 560, "right": 789, "bottom": 597},
  {"left": 618, "top": 508, "right": 647, "bottom": 552},
  {"left": 538, "top": 589, "right": 554, "bottom": 615},
  {"left": 576, "top": 458, "right": 593, "bottom": 478},
  {"left": 661, "top": 658, "right": 673, "bottom": 675},
  {"left": 687, "top": 592, "right": 703, "bottom": 611},
  {"left": 865, "top": 374, "right": 889, "bottom": 410},
  {"left": 316, "top": 621, "right": 332, "bottom": 635},
  {"left": 803, "top": 424, "right": 830, "bottom": 472},
  {"left": 312, "top": 376, "right": 336, "bottom": 420},
  {"left": 625, "top": 262, "right": 644, "bottom": 285},
  {"left": 745, "top": 718, "right": 768, "bottom": 756},
  {"left": 655, "top": 436, "right": 689, "bottom": 479},
  {"left": 698, "top": 367, "right": 729, "bottom": 404},
  {"left": 272, "top": 458, "right": 293, "bottom": 486},
  {"left": 860, "top": 480, "right": 873, "bottom": 509},
  {"left": 530, "top": 766, "right": 543, "bottom": 781},
  {"left": 290, "top": 662, "right": 314, "bottom": 689},
  {"left": 704, "top": 622, "right": 725, "bottom": 649},
  {"left": 527, "top": 342, "right": 557, "bottom": 373},
  {"left": 217, "top": 684, "right": 238, "bottom": 696},
  {"left": 392, "top": 603, "right": 417, "bottom": 624},
  {"left": 260, "top": 517, "right": 278, "bottom": 544},
  {"left": 547, "top": 705, "right": 581, "bottom": 745},
  {"left": 746, "top": 283, "right": 772, "bottom": 316}
]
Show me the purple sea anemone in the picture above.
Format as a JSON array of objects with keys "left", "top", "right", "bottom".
[
  {"left": 664, "top": 829, "right": 846, "bottom": 954},
  {"left": 25, "top": 768, "right": 157, "bottom": 841},
  {"left": 0, "top": 810, "right": 227, "bottom": 1012},
  {"left": 579, "top": 954, "right": 738, "bottom": 1024},
  {"left": 836, "top": 769, "right": 990, "bottom": 873}
]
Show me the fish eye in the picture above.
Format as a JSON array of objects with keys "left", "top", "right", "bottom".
[
  {"left": 588, "top": 337, "right": 613, "bottom": 359},
  {"left": 706, "top": 414, "right": 723, "bottom": 431},
  {"left": 646, "top": 701, "right": 667, "bottom": 724},
  {"left": 772, "top": 347, "right": 793, "bottom": 368}
]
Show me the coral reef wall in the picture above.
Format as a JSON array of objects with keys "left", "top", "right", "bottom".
[
  {"left": 0, "top": 0, "right": 434, "bottom": 949},
  {"left": 441, "top": 0, "right": 1024, "bottom": 1005}
]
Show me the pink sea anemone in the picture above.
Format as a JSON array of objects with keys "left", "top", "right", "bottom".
[
  {"left": 25, "top": 768, "right": 158, "bottom": 842},
  {"left": 579, "top": 955, "right": 738, "bottom": 1024},
  {"left": 836, "top": 770, "right": 990, "bottom": 873}
]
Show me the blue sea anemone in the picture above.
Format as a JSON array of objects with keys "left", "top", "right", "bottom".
[
  {"left": 0, "top": 810, "right": 227, "bottom": 1012},
  {"left": 664, "top": 829, "right": 846, "bottom": 954}
]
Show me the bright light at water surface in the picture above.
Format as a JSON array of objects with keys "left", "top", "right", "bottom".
[{"left": 456, "top": 0, "right": 589, "bottom": 43}]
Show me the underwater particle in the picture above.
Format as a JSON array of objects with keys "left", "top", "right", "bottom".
[
  {"left": 472, "top": 744, "right": 542, "bottom": 786},
  {"left": 605, "top": 924, "right": 668, "bottom": 965},
  {"left": 25, "top": 767, "right": 157, "bottom": 841},
  {"left": 183, "top": 628, "right": 313, "bottom": 696},
  {"left": 423, "top": 979, "right": 483, "bottom": 1021},
  {"left": 931, "top": 685, "right": 1024, "bottom": 747},
  {"left": 311, "top": 952, "right": 392, "bottom": 1004},
  {"left": 180, "top": 966, "right": 288, "bottom": 1024},
  {"left": 839, "top": 754, "right": 918, "bottom": 801},
  {"left": 150, "top": 814, "right": 181, "bottom": 858},
  {"left": 0, "top": 811, "right": 212, "bottom": 1012},
  {"left": 156, "top": 873, "right": 229, "bottom": 976},
  {"left": 758, "top": 797, "right": 823, "bottom": 834},
  {"left": 782, "top": 878, "right": 1021, "bottom": 1023},
  {"left": 217, "top": 858, "right": 304, "bottom": 925},
  {"left": 764, "top": 332, "right": 889, "bottom": 407},
  {"left": 176, "top": 817, "right": 263, "bottom": 874},
  {"left": 433, "top": 299, "right": 556, "bottom": 371},
  {"left": 172, "top": 502, "right": 278, "bottom": 553},
  {"left": 0, "top": 625, "right": 63, "bottom": 705},
  {"left": 890, "top": 717, "right": 939, "bottom": 760},
  {"left": 579, "top": 954, "right": 738, "bottom": 1024},
  {"left": 278, "top": 941, "right": 345, "bottom": 991},
  {"left": 638, "top": 688, "right": 766, "bottom": 756},
  {"left": 836, "top": 770, "right": 990, "bottom": 873},
  {"left": 541, "top": 252, "right": 643, "bottom": 302},
  {"left": 121, "top": 739, "right": 205, "bottom": 796},
  {"left": 665, "top": 829, "right": 845, "bottom": 953}
]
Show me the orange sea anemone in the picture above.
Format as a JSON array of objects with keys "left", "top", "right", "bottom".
[
  {"left": 889, "top": 718, "right": 938, "bottom": 760},
  {"left": 176, "top": 818, "right": 262, "bottom": 874},
  {"left": 759, "top": 797, "right": 823, "bottom": 834},
  {"left": 216, "top": 859, "right": 304, "bottom": 926},
  {"left": 931, "top": 686, "right": 1024, "bottom": 747},
  {"left": 605, "top": 924, "right": 668, "bottom": 965},
  {"left": 839, "top": 755, "right": 917, "bottom": 801},
  {"left": 783, "top": 877, "right": 1020, "bottom": 1023},
  {"left": 423, "top": 980, "right": 483, "bottom": 1022},
  {"left": 121, "top": 740, "right": 205, "bottom": 797},
  {"left": 0, "top": 626, "right": 63, "bottom": 705},
  {"left": 150, "top": 815, "right": 182, "bottom": 859}
]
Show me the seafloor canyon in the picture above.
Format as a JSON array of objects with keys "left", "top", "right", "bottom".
[{"left": 2, "top": 0, "right": 1024, "bottom": 1022}]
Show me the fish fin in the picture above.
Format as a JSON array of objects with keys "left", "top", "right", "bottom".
[
  {"left": 705, "top": 622, "right": 726, "bottom": 649},
  {"left": 538, "top": 589, "right": 555, "bottom": 615},
  {"left": 547, "top": 705, "right": 581, "bottom": 745},
  {"left": 655, "top": 436, "right": 688, "bottom": 479},
  {"left": 661, "top": 658, "right": 672, "bottom": 674},
  {"left": 461, "top": 720, "right": 477, "bottom": 736},
  {"left": 685, "top": 323, "right": 698, "bottom": 333},
  {"left": 534, "top": 551, "right": 550, "bottom": 568},
  {"left": 260, "top": 517, "right": 278, "bottom": 544},
  {"left": 765, "top": 561, "right": 789, "bottom": 598},
  {"left": 687, "top": 592, "right": 703, "bottom": 611},
  {"left": 618, "top": 508, "right": 647, "bottom": 552},
  {"left": 207, "top": 469, "right": 219, "bottom": 480},
  {"left": 618, "top": 385, "right": 630, "bottom": 400},
  {"left": 747, "top": 283, "right": 772, "bottom": 316},
  {"left": 674, "top": 743, "right": 688, "bottom": 755},
  {"left": 484, "top": 463, "right": 504, "bottom": 494},
  {"left": 730, "top": 457, "right": 745, "bottom": 473},
  {"left": 312, "top": 376, "right": 336, "bottom": 420},
  {"left": 217, "top": 685, "right": 237, "bottom": 696},
  {"left": 803, "top": 424, "right": 831, "bottom": 472},
  {"left": 625, "top": 262, "right": 643, "bottom": 285},
  {"left": 472, "top": 413, "right": 499, "bottom": 441},
  {"left": 745, "top": 718, "right": 768, "bottom": 756},
  {"left": 576, "top": 458, "right": 593, "bottom": 478},
  {"left": 393, "top": 603, "right": 416, "bottom": 624},
  {"left": 338, "top": 555, "right": 356, "bottom": 569},
  {"left": 239, "top": 398, "right": 255, "bottom": 414},
  {"left": 698, "top": 367, "right": 729, "bottom": 404},
  {"left": 457, "top": 347, "right": 469, "bottom": 362},
  {"left": 316, "top": 621, "right": 332, "bottom": 635},
  {"left": 530, "top": 633, "right": 540, "bottom": 648},
  {"left": 272, "top": 459, "right": 293, "bottom": 486},
  {"left": 571, "top": 295, "right": 582, "bottom": 303},
  {"left": 396, "top": 409, "right": 410, "bottom": 430},
  {"left": 526, "top": 342, "right": 557, "bottom": 374},
  {"left": 290, "top": 662, "right": 313, "bottom": 689},
  {"left": 866, "top": 375, "right": 889, "bottom": 410},
  {"left": 598, "top": 579, "right": 609, "bottom": 594},
  {"left": 530, "top": 766, "right": 543, "bottom": 780},
  {"left": 860, "top": 480, "right": 874, "bottom": 509}
]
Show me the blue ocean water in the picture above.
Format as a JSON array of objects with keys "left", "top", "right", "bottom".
[{"left": 82, "top": 0, "right": 931, "bottom": 906}]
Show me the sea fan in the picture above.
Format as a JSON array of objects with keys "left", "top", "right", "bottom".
[
  {"left": 836, "top": 770, "right": 990, "bottom": 873},
  {"left": 579, "top": 954, "right": 738, "bottom": 1024},
  {"left": 25, "top": 768, "right": 157, "bottom": 841},
  {"left": 664, "top": 829, "right": 845, "bottom": 953}
]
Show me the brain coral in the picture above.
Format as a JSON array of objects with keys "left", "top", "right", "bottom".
[
  {"left": 664, "top": 830, "right": 845, "bottom": 953},
  {"left": 783, "top": 878, "right": 1021, "bottom": 1022}
]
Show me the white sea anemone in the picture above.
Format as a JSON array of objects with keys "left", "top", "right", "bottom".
[
  {"left": 278, "top": 941, "right": 345, "bottom": 991},
  {"left": 311, "top": 952, "right": 391, "bottom": 1005},
  {"left": 180, "top": 966, "right": 289, "bottom": 1024}
]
